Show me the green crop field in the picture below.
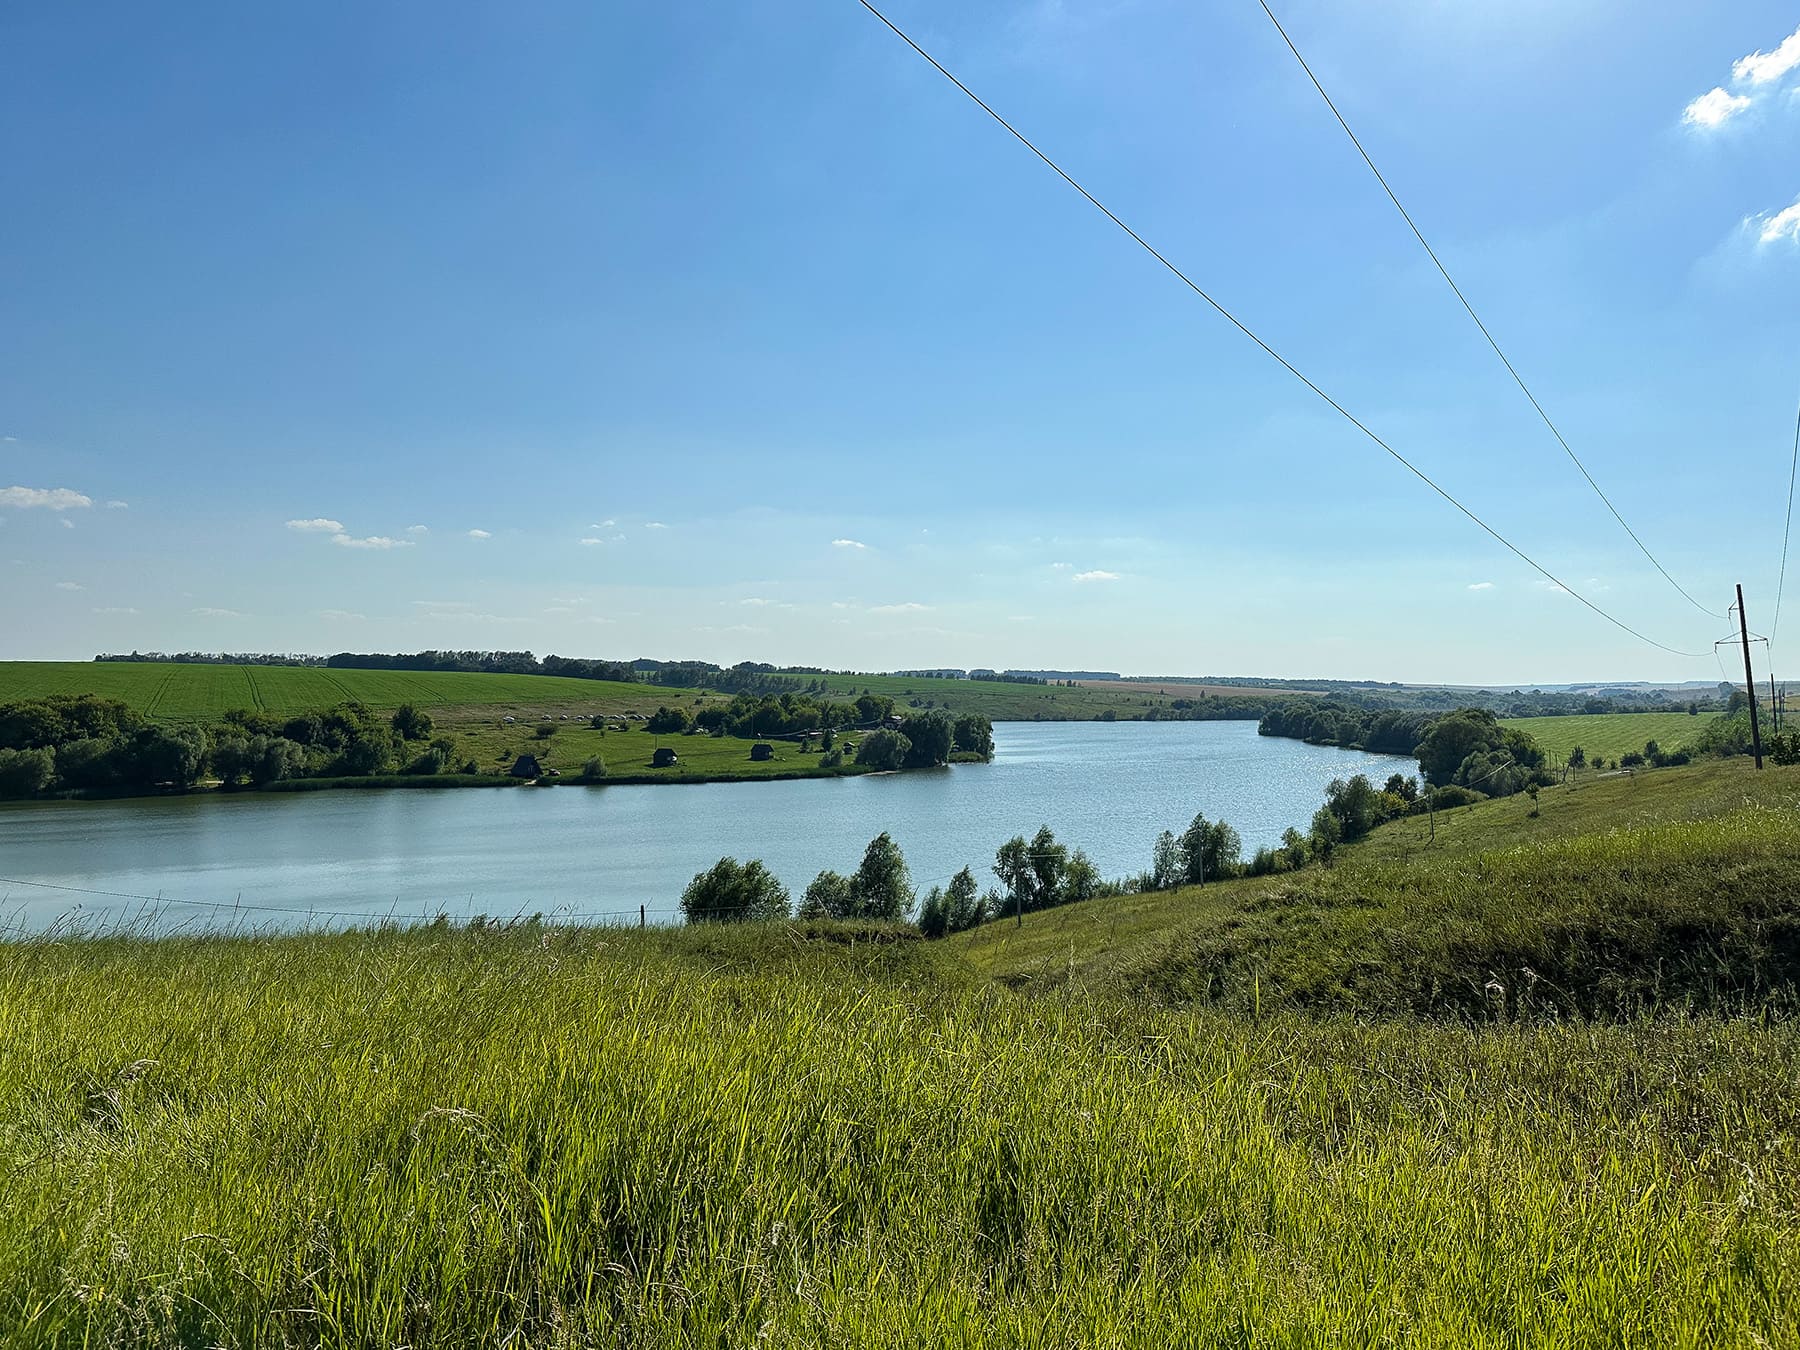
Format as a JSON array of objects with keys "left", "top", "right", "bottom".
[
  {"left": 3, "top": 756, "right": 1798, "bottom": 1343},
  {"left": 1501, "top": 710, "right": 1705, "bottom": 761},
  {"left": 0, "top": 661, "right": 1264, "bottom": 727},
  {"left": 0, "top": 661, "right": 684, "bottom": 722}
]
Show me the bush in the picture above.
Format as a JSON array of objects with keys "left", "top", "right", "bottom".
[
  {"left": 535, "top": 723, "right": 558, "bottom": 739},
  {"left": 1428, "top": 784, "right": 1488, "bottom": 809},
  {"left": 390, "top": 704, "right": 434, "bottom": 741},
  {"left": 646, "top": 706, "right": 690, "bottom": 735},
  {"left": 580, "top": 756, "right": 607, "bottom": 781},
  {"left": 680, "top": 858, "right": 791, "bottom": 923}
]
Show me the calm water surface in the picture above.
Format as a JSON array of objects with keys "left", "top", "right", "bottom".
[{"left": 1, "top": 721, "right": 1412, "bottom": 932}]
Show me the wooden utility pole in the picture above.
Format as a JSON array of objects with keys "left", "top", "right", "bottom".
[{"left": 1738, "top": 583, "right": 1765, "bottom": 769}]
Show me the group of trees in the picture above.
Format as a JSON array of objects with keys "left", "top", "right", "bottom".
[
  {"left": 680, "top": 832, "right": 917, "bottom": 923},
  {"left": 1258, "top": 703, "right": 1438, "bottom": 755},
  {"left": 0, "top": 694, "right": 471, "bottom": 798},
  {"left": 851, "top": 711, "right": 992, "bottom": 771},
  {"left": 1144, "top": 813, "right": 1244, "bottom": 890},
  {"left": 0, "top": 695, "right": 208, "bottom": 796}
]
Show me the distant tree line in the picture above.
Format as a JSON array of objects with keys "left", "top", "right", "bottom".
[{"left": 95, "top": 651, "right": 327, "bottom": 666}]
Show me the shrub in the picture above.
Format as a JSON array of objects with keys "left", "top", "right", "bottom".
[
  {"left": 580, "top": 756, "right": 607, "bottom": 781},
  {"left": 680, "top": 858, "right": 791, "bottom": 923},
  {"left": 535, "top": 723, "right": 558, "bottom": 739}
]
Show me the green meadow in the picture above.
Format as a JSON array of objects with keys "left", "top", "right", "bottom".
[
  {"left": 3, "top": 757, "right": 1798, "bottom": 1344},
  {"left": 1497, "top": 710, "right": 1704, "bottom": 761}
]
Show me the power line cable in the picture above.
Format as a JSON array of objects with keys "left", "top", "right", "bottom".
[
  {"left": 1773, "top": 391, "right": 1800, "bottom": 647},
  {"left": 1252, "top": 0, "right": 1719, "bottom": 620},
  {"left": 853, "top": 0, "right": 1710, "bottom": 659}
]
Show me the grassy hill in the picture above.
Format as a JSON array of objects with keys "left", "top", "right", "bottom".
[{"left": 957, "top": 758, "right": 1800, "bottom": 1016}]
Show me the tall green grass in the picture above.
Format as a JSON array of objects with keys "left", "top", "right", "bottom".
[{"left": 3, "top": 923, "right": 1799, "bottom": 1345}]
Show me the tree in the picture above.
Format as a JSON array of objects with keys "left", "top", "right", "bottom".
[
  {"left": 899, "top": 711, "right": 954, "bottom": 768},
  {"left": 335, "top": 735, "right": 390, "bottom": 776},
  {"left": 1179, "top": 813, "right": 1240, "bottom": 885},
  {"left": 1382, "top": 773, "right": 1418, "bottom": 804},
  {"left": 646, "top": 706, "right": 691, "bottom": 735},
  {"left": 952, "top": 714, "right": 995, "bottom": 760},
  {"left": 680, "top": 858, "right": 791, "bottom": 923},
  {"left": 211, "top": 736, "right": 255, "bottom": 786},
  {"left": 1568, "top": 745, "right": 1586, "bottom": 769},
  {"left": 1308, "top": 805, "right": 1343, "bottom": 862},
  {"left": 1321, "top": 775, "right": 1383, "bottom": 842},
  {"left": 580, "top": 755, "right": 607, "bottom": 781},
  {"left": 854, "top": 729, "right": 911, "bottom": 771},
  {"left": 1063, "top": 849, "right": 1101, "bottom": 905},
  {"left": 917, "top": 885, "right": 948, "bottom": 938},
  {"left": 1280, "top": 827, "right": 1309, "bottom": 870},
  {"left": 851, "top": 832, "right": 913, "bottom": 920},
  {"left": 944, "top": 867, "right": 982, "bottom": 931},
  {"left": 250, "top": 736, "right": 308, "bottom": 785},
  {"left": 390, "top": 704, "right": 434, "bottom": 741},
  {"left": 798, "top": 869, "right": 855, "bottom": 919},
  {"left": 119, "top": 727, "right": 207, "bottom": 789},
  {"left": 1150, "top": 830, "right": 1184, "bottom": 890},
  {"left": 0, "top": 747, "right": 55, "bottom": 797}
]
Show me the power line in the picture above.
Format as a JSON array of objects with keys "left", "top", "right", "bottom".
[
  {"left": 854, "top": 0, "right": 1710, "bottom": 659},
  {"left": 1773, "top": 390, "right": 1800, "bottom": 647},
  {"left": 1253, "top": 0, "right": 1719, "bottom": 621}
]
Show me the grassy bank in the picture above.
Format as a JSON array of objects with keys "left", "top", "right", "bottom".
[{"left": 4, "top": 923, "right": 1798, "bottom": 1345}]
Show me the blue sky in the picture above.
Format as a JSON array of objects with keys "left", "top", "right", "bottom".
[{"left": 4, "top": 1, "right": 1798, "bottom": 684}]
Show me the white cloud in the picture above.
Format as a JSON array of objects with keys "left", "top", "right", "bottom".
[
  {"left": 1684, "top": 86, "right": 1752, "bottom": 129},
  {"left": 319, "top": 608, "right": 366, "bottom": 621},
  {"left": 871, "top": 601, "right": 931, "bottom": 614},
  {"left": 59, "top": 518, "right": 74, "bottom": 529},
  {"left": 579, "top": 537, "right": 606, "bottom": 546},
  {"left": 54, "top": 580, "right": 83, "bottom": 591},
  {"left": 1734, "top": 25, "right": 1800, "bottom": 85},
  {"left": 832, "top": 538, "right": 868, "bottom": 550},
  {"left": 192, "top": 607, "right": 242, "bottom": 618},
  {"left": 92, "top": 606, "right": 138, "bottom": 615},
  {"left": 1073, "top": 570, "right": 1120, "bottom": 583},
  {"left": 286, "top": 517, "right": 343, "bottom": 533},
  {"left": 1757, "top": 196, "right": 1800, "bottom": 244},
  {"left": 1008, "top": 614, "right": 1035, "bottom": 622},
  {"left": 331, "top": 533, "right": 412, "bottom": 550},
  {"left": 406, "top": 524, "right": 428, "bottom": 535},
  {"left": 1049, "top": 561, "right": 1072, "bottom": 570},
  {"left": 1467, "top": 581, "right": 1495, "bottom": 591},
  {"left": 591, "top": 520, "right": 616, "bottom": 528},
  {"left": 644, "top": 521, "right": 669, "bottom": 530},
  {"left": 739, "top": 597, "right": 787, "bottom": 607},
  {"left": 466, "top": 528, "right": 492, "bottom": 539},
  {"left": 104, "top": 500, "right": 129, "bottom": 510},
  {"left": 1, "top": 486, "right": 92, "bottom": 510}
]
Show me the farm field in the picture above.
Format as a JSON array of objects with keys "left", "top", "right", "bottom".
[
  {"left": 1499, "top": 710, "right": 1705, "bottom": 761},
  {"left": 1080, "top": 678, "right": 1324, "bottom": 699},
  {"left": 5, "top": 756, "right": 1799, "bottom": 1343},
  {"left": 0, "top": 662, "right": 708, "bottom": 722},
  {"left": 0, "top": 662, "right": 1277, "bottom": 726},
  {"left": 803, "top": 671, "right": 1273, "bottom": 720}
]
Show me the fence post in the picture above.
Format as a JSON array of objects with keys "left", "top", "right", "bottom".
[{"left": 639, "top": 903, "right": 646, "bottom": 930}]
